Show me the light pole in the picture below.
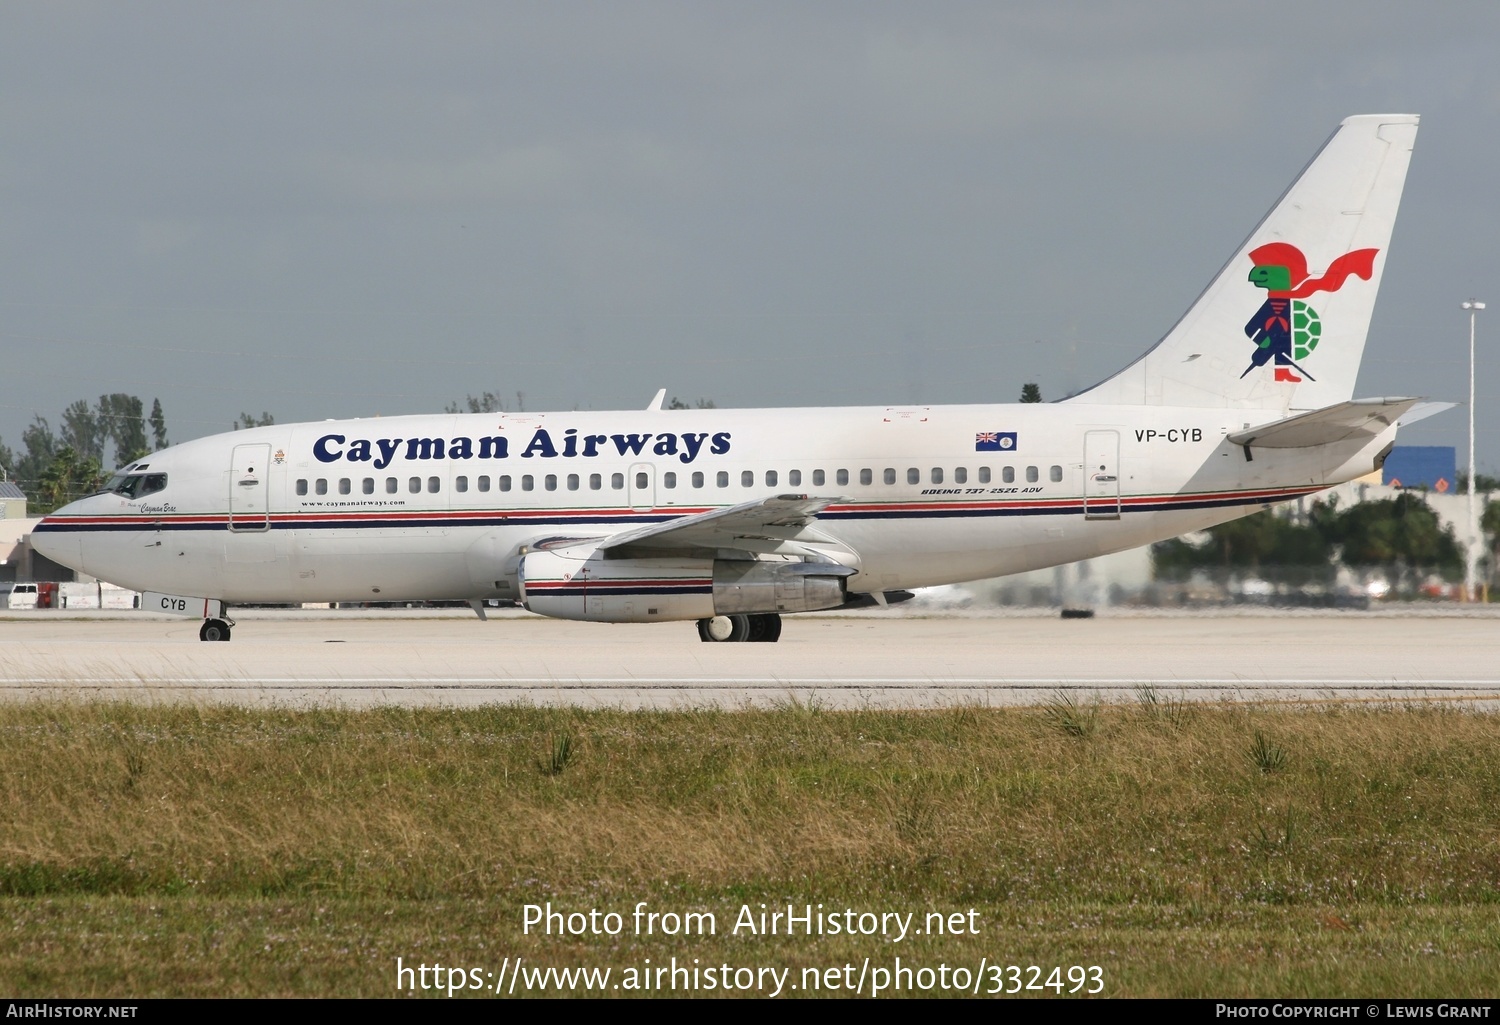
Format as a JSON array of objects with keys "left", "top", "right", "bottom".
[{"left": 1463, "top": 299, "right": 1485, "bottom": 601}]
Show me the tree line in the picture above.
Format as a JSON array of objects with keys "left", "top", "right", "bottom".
[
  {"left": 0, "top": 395, "right": 168, "bottom": 513},
  {"left": 0, "top": 397, "right": 278, "bottom": 514},
  {"left": 1152, "top": 492, "right": 1472, "bottom": 593}
]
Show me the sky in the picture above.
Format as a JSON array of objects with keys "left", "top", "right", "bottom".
[{"left": 3, "top": 2, "right": 1499, "bottom": 470}]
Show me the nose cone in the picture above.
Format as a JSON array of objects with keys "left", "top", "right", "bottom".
[{"left": 31, "top": 502, "right": 87, "bottom": 574}]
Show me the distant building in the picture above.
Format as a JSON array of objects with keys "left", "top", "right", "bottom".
[
  {"left": 0, "top": 481, "right": 26, "bottom": 519},
  {"left": 1382, "top": 446, "right": 1457, "bottom": 492},
  {"left": 0, "top": 519, "right": 81, "bottom": 584}
]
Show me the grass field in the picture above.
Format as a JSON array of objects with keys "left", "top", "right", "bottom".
[{"left": 1, "top": 697, "right": 1497, "bottom": 997}]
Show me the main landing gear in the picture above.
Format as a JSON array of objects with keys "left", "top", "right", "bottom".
[
  {"left": 199, "top": 617, "right": 233, "bottom": 642},
  {"left": 697, "top": 613, "right": 782, "bottom": 643}
]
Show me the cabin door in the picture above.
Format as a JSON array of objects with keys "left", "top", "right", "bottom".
[
  {"left": 229, "top": 443, "right": 272, "bottom": 532},
  {"left": 1082, "top": 430, "right": 1121, "bottom": 520}
]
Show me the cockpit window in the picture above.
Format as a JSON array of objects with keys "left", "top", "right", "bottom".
[{"left": 101, "top": 472, "right": 168, "bottom": 499}]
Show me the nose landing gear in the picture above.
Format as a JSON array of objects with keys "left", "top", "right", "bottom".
[
  {"left": 198, "top": 617, "right": 233, "bottom": 642},
  {"left": 696, "top": 613, "right": 782, "bottom": 642}
]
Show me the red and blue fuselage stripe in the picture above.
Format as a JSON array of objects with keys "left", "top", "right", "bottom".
[{"left": 33, "top": 485, "right": 1322, "bottom": 533}]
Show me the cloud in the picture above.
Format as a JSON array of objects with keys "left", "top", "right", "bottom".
[
  {"left": 311, "top": 145, "right": 578, "bottom": 206},
  {"left": 861, "top": 28, "right": 1258, "bottom": 138},
  {"left": 134, "top": 219, "right": 201, "bottom": 258}
]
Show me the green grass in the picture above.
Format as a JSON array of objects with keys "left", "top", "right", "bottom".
[{"left": 1, "top": 699, "right": 1497, "bottom": 997}]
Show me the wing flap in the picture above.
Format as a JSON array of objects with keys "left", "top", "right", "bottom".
[
  {"left": 1228, "top": 397, "right": 1421, "bottom": 450},
  {"left": 596, "top": 494, "right": 844, "bottom": 556}
]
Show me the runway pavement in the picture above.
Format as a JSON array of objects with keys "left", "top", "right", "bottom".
[{"left": 2, "top": 606, "right": 1499, "bottom": 708}]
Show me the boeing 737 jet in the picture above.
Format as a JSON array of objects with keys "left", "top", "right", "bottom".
[{"left": 34, "top": 115, "right": 1428, "bottom": 642}]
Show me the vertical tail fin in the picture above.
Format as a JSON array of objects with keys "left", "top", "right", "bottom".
[{"left": 1067, "top": 114, "right": 1418, "bottom": 411}]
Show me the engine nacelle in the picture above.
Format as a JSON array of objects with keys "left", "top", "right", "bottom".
[
  {"left": 519, "top": 542, "right": 851, "bottom": 623},
  {"left": 711, "top": 560, "right": 850, "bottom": 615},
  {"left": 520, "top": 543, "right": 714, "bottom": 623}
]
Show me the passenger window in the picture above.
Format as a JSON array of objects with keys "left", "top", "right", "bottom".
[
  {"left": 316, "top": 479, "right": 329, "bottom": 495},
  {"left": 499, "top": 475, "right": 511, "bottom": 492},
  {"left": 1002, "top": 466, "right": 1015, "bottom": 484},
  {"left": 611, "top": 473, "right": 625, "bottom": 490},
  {"left": 478, "top": 476, "right": 491, "bottom": 492},
  {"left": 837, "top": 469, "right": 850, "bottom": 486},
  {"left": 589, "top": 473, "right": 601, "bottom": 490},
  {"left": 1026, "top": 466, "right": 1039, "bottom": 483},
  {"left": 813, "top": 469, "right": 825, "bottom": 486},
  {"left": 691, "top": 471, "right": 704, "bottom": 488},
  {"left": 907, "top": 468, "right": 919, "bottom": 485},
  {"left": 717, "top": 471, "right": 729, "bottom": 488},
  {"left": 788, "top": 469, "right": 801, "bottom": 487},
  {"left": 339, "top": 478, "right": 351, "bottom": 495},
  {"left": 858, "top": 469, "right": 871, "bottom": 485},
  {"left": 954, "top": 467, "right": 967, "bottom": 484},
  {"left": 741, "top": 470, "right": 753, "bottom": 487},
  {"left": 567, "top": 473, "right": 580, "bottom": 491},
  {"left": 296, "top": 479, "right": 308, "bottom": 496},
  {"left": 428, "top": 476, "right": 440, "bottom": 493},
  {"left": 386, "top": 477, "right": 398, "bottom": 494},
  {"left": 634, "top": 471, "right": 647, "bottom": 489},
  {"left": 455, "top": 476, "right": 468, "bottom": 493},
  {"left": 363, "top": 477, "right": 375, "bottom": 494},
  {"left": 663, "top": 472, "right": 676, "bottom": 489},
  {"left": 766, "top": 470, "right": 777, "bottom": 487},
  {"left": 884, "top": 469, "right": 896, "bottom": 485},
  {"left": 544, "top": 474, "right": 557, "bottom": 492},
  {"left": 931, "top": 468, "right": 943, "bottom": 484},
  {"left": 408, "top": 477, "right": 420, "bottom": 494},
  {"left": 1050, "top": 465, "right": 1063, "bottom": 482},
  {"left": 522, "top": 475, "right": 534, "bottom": 492},
  {"left": 978, "top": 467, "right": 991, "bottom": 484}
]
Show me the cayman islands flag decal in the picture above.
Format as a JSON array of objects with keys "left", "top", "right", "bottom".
[{"left": 975, "top": 431, "right": 1016, "bottom": 452}]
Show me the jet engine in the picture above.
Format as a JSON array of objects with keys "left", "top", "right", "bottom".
[{"left": 518, "top": 541, "right": 852, "bottom": 623}]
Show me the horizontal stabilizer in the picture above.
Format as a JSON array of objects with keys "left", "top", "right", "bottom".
[
  {"left": 596, "top": 494, "right": 840, "bottom": 555},
  {"left": 1228, "top": 397, "right": 1420, "bottom": 450},
  {"left": 1397, "top": 400, "right": 1456, "bottom": 426}
]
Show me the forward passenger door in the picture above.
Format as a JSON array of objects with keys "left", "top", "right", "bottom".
[{"left": 229, "top": 443, "right": 271, "bottom": 532}]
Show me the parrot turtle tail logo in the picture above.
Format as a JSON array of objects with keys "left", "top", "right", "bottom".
[{"left": 1240, "top": 242, "right": 1379, "bottom": 383}]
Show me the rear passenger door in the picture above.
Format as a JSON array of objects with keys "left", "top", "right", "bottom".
[{"left": 1082, "top": 430, "right": 1121, "bottom": 520}]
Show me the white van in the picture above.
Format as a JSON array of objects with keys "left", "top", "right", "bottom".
[{"left": 2, "top": 583, "right": 40, "bottom": 609}]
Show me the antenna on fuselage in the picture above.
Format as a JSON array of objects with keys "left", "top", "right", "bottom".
[{"left": 646, "top": 388, "right": 667, "bottom": 411}]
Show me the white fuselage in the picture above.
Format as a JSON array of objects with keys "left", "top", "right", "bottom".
[{"left": 33, "top": 401, "right": 1389, "bottom": 611}]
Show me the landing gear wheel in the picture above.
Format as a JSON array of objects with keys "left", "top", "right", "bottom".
[
  {"left": 199, "top": 618, "right": 232, "bottom": 642},
  {"left": 697, "top": 615, "right": 750, "bottom": 642},
  {"left": 747, "top": 613, "right": 782, "bottom": 642}
]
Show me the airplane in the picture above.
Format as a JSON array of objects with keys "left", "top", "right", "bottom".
[{"left": 33, "top": 114, "right": 1430, "bottom": 643}]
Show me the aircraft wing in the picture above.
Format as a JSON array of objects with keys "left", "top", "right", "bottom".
[
  {"left": 595, "top": 494, "right": 845, "bottom": 558},
  {"left": 1229, "top": 397, "right": 1422, "bottom": 450}
]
